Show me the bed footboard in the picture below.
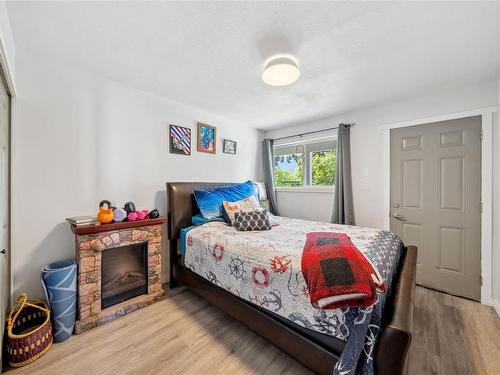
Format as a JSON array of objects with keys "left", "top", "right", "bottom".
[{"left": 375, "top": 245, "right": 417, "bottom": 375}]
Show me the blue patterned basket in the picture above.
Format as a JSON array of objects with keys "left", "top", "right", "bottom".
[{"left": 41, "top": 259, "right": 77, "bottom": 343}]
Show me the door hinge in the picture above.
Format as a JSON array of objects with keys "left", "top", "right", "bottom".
[
  {"left": 480, "top": 275, "right": 483, "bottom": 286},
  {"left": 480, "top": 202, "right": 483, "bottom": 214},
  {"left": 480, "top": 129, "right": 484, "bottom": 141}
]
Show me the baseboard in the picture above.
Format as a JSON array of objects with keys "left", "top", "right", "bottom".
[
  {"left": 481, "top": 295, "right": 494, "bottom": 307},
  {"left": 493, "top": 299, "right": 500, "bottom": 318}
]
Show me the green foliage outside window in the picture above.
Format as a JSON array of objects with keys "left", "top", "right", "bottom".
[
  {"left": 311, "top": 150, "right": 336, "bottom": 186},
  {"left": 274, "top": 153, "right": 303, "bottom": 187}
]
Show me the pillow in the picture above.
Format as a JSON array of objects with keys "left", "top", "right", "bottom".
[
  {"left": 252, "top": 182, "right": 268, "bottom": 201},
  {"left": 252, "top": 183, "right": 260, "bottom": 200},
  {"left": 193, "top": 181, "right": 256, "bottom": 219},
  {"left": 191, "top": 214, "right": 225, "bottom": 226},
  {"left": 233, "top": 210, "right": 271, "bottom": 231},
  {"left": 222, "top": 195, "right": 261, "bottom": 225}
]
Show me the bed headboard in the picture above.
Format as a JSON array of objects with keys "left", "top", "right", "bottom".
[{"left": 166, "top": 182, "right": 234, "bottom": 240}]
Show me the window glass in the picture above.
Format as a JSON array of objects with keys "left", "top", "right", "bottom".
[
  {"left": 311, "top": 149, "right": 336, "bottom": 186},
  {"left": 273, "top": 137, "right": 336, "bottom": 188},
  {"left": 274, "top": 145, "right": 304, "bottom": 187}
]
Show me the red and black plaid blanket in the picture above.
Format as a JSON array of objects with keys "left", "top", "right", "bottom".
[{"left": 301, "top": 232, "right": 385, "bottom": 309}]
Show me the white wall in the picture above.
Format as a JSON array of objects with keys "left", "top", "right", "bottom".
[
  {"left": 266, "top": 81, "right": 498, "bottom": 228},
  {"left": 277, "top": 190, "right": 334, "bottom": 222},
  {"left": 13, "top": 56, "right": 263, "bottom": 298}
]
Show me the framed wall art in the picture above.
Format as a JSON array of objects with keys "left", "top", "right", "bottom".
[
  {"left": 223, "top": 139, "right": 237, "bottom": 154},
  {"left": 197, "top": 122, "right": 217, "bottom": 154},
  {"left": 169, "top": 125, "right": 191, "bottom": 155}
]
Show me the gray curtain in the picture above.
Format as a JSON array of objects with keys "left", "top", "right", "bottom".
[
  {"left": 332, "top": 124, "right": 355, "bottom": 225},
  {"left": 263, "top": 138, "right": 280, "bottom": 215}
]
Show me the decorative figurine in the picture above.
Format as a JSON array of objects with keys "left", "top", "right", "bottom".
[
  {"left": 124, "top": 202, "right": 136, "bottom": 214},
  {"left": 97, "top": 200, "right": 114, "bottom": 223},
  {"left": 127, "top": 211, "right": 138, "bottom": 221},
  {"left": 113, "top": 208, "right": 127, "bottom": 222},
  {"left": 148, "top": 209, "right": 160, "bottom": 219},
  {"left": 136, "top": 211, "right": 147, "bottom": 220}
]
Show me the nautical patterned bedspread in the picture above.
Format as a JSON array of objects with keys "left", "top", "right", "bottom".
[{"left": 183, "top": 216, "right": 404, "bottom": 375}]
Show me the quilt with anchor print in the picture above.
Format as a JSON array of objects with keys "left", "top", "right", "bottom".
[{"left": 183, "top": 216, "right": 404, "bottom": 375}]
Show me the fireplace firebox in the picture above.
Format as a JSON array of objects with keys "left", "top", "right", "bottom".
[{"left": 101, "top": 242, "right": 148, "bottom": 309}]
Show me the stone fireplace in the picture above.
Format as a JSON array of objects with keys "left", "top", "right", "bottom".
[{"left": 71, "top": 218, "right": 166, "bottom": 334}]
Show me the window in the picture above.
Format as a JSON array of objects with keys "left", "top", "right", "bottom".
[
  {"left": 273, "top": 136, "right": 336, "bottom": 189},
  {"left": 274, "top": 144, "right": 304, "bottom": 187}
]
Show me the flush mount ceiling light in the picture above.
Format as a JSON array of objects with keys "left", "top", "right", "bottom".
[{"left": 262, "top": 56, "right": 300, "bottom": 86}]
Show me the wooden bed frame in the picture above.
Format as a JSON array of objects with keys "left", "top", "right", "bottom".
[{"left": 166, "top": 182, "right": 417, "bottom": 375}]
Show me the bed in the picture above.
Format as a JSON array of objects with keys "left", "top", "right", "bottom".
[{"left": 167, "top": 182, "right": 416, "bottom": 375}]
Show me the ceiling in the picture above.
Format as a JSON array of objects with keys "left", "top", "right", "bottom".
[{"left": 7, "top": 1, "right": 500, "bottom": 130}]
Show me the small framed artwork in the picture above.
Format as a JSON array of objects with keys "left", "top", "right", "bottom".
[
  {"left": 223, "top": 139, "right": 237, "bottom": 154},
  {"left": 197, "top": 122, "right": 217, "bottom": 154},
  {"left": 169, "top": 125, "right": 191, "bottom": 155}
]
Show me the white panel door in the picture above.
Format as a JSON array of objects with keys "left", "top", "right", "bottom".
[
  {"left": 390, "top": 116, "right": 481, "bottom": 300},
  {"left": 0, "top": 75, "right": 10, "bottom": 371}
]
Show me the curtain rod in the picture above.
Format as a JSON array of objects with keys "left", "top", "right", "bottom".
[{"left": 271, "top": 123, "right": 355, "bottom": 142}]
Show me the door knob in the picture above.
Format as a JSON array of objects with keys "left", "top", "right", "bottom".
[
  {"left": 392, "top": 213, "right": 406, "bottom": 221},
  {"left": 0, "top": 249, "right": 6, "bottom": 255},
  {"left": 393, "top": 203, "right": 400, "bottom": 208}
]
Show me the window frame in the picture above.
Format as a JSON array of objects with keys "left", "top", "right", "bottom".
[{"left": 273, "top": 135, "right": 336, "bottom": 193}]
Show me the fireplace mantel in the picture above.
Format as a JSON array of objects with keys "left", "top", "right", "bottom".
[
  {"left": 71, "top": 217, "right": 166, "bottom": 235},
  {"left": 71, "top": 217, "right": 166, "bottom": 334}
]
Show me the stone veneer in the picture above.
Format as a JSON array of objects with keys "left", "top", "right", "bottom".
[{"left": 74, "top": 224, "right": 165, "bottom": 334}]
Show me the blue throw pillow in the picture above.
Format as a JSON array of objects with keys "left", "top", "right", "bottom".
[{"left": 194, "top": 181, "right": 256, "bottom": 219}]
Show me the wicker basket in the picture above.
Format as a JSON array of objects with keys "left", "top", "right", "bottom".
[{"left": 6, "top": 293, "right": 53, "bottom": 367}]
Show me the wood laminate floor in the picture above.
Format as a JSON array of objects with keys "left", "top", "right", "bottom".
[{"left": 7, "top": 286, "right": 500, "bottom": 375}]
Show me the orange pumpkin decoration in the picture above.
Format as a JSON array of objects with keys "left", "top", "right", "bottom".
[{"left": 97, "top": 200, "right": 114, "bottom": 223}]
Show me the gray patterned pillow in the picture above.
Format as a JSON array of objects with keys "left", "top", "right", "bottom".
[{"left": 233, "top": 210, "right": 271, "bottom": 231}]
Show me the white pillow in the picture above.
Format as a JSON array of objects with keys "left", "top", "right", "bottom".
[{"left": 253, "top": 181, "right": 268, "bottom": 201}]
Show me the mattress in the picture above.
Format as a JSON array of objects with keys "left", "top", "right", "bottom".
[{"left": 183, "top": 216, "right": 404, "bottom": 374}]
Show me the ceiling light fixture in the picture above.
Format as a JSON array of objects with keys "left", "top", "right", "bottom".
[{"left": 262, "top": 56, "right": 300, "bottom": 86}]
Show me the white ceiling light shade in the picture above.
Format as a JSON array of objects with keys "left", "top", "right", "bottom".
[{"left": 262, "top": 56, "right": 300, "bottom": 86}]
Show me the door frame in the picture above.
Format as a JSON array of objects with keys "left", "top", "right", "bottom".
[
  {"left": 0, "top": 34, "right": 16, "bottom": 307},
  {"left": 379, "top": 106, "right": 498, "bottom": 307}
]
